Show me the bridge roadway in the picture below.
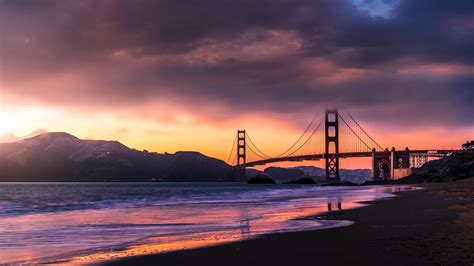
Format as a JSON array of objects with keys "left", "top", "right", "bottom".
[{"left": 242, "top": 149, "right": 457, "bottom": 167}]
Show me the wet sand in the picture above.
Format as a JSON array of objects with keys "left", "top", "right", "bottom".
[{"left": 108, "top": 178, "right": 474, "bottom": 266}]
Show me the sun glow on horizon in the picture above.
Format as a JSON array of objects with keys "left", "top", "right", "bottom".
[
  {"left": 0, "top": 91, "right": 470, "bottom": 170},
  {"left": 0, "top": 103, "right": 470, "bottom": 170},
  {"left": 0, "top": 112, "right": 16, "bottom": 135}
]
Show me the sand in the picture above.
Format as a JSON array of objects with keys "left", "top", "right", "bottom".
[{"left": 107, "top": 178, "right": 474, "bottom": 266}]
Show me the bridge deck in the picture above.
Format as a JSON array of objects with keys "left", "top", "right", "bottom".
[{"left": 241, "top": 150, "right": 457, "bottom": 167}]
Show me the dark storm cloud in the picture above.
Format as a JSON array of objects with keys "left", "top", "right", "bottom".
[
  {"left": 0, "top": 0, "right": 348, "bottom": 63},
  {"left": 0, "top": 0, "right": 473, "bottom": 126},
  {"left": 334, "top": 0, "right": 474, "bottom": 67}
]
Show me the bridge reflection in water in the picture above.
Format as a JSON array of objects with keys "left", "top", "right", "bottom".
[
  {"left": 227, "top": 109, "right": 457, "bottom": 181},
  {"left": 327, "top": 201, "right": 342, "bottom": 212}
]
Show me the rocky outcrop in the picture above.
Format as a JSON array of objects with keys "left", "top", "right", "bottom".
[
  {"left": 322, "top": 181, "right": 359, "bottom": 186},
  {"left": 263, "top": 167, "right": 304, "bottom": 182},
  {"left": 282, "top": 177, "right": 316, "bottom": 184},
  {"left": 247, "top": 174, "right": 276, "bottom": 184}
]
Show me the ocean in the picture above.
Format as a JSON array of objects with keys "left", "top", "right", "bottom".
[{"left": 0, "top": 182, "right": 415, "bottom": 264}]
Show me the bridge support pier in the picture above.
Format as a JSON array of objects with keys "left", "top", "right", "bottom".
[
  {"left": 372, "top": 150, "right": 391, "bottom": 180},
  {"left": 371, "top": 148, "right": 413, "bottom": 180},
  {"left": 371, "top": 148, "right": 376, "bottom": 179},
  {"left": 390, "top": 147, "right": 396, "bottom": 179},
  {"left": 391, "top": 147, "right": 411, "bottom": 179}
]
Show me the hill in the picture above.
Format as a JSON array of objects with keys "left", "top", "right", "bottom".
[
  {"left": 292, "top": 166, "right": 371, "bottom": 182},
  {"left": 263, "top": 167, "right": 305, "bottom": 182},
  {"left": 398, "top": 150, "right": 474, "bottom": 183},
  {"left": 245, "top": 165, "right": 372, "bottom": 183},
  {"left": 0, "top": 132, "right": 235, "bottom": 182}
]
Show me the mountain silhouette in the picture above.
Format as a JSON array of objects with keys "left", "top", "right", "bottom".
[{"left": 0, "top": 132, "right": 235, "bottom": 182}]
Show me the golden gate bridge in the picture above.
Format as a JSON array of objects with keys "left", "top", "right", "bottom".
[{"left": 226, "top": 109, "right": 457, "bottom": 181}]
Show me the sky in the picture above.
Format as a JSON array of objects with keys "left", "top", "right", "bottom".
[{"left": 0, "top": 0, "right": 473, "bottom": 169}]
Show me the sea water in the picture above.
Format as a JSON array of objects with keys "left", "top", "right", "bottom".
[{"left": 0, "top": 182, "right": 415, "bottom": 264}]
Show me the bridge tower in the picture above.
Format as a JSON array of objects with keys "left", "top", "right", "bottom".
[
  {"left": 237, "top": 130, "right": 246, "bottom": 167},
  {"left": 325, "top": 109, "right": 340, "bottom": 180},
  {"left": 236, "top": 130, "right": 247, "bottom": 181}
]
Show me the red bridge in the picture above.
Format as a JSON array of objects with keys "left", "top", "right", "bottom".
[{"left": 227, "top": 109, "right": 458, "bottom": 181}]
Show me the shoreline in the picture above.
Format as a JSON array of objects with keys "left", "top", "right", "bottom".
[
  {"left": 56, "top": 185, "right": 405, "bottom": 264},
  {"left": 106, "top": 179, "right": 474, "bottom": 265}
]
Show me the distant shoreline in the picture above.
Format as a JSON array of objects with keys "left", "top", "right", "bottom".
[{"left": 106, "top": 178, "right": 474, "bottom": 266}]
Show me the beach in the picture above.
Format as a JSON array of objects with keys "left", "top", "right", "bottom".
[{"left": 109, "top": 178, "right": 474, "bottom": 266}]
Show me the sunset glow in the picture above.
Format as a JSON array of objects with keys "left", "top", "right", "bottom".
[
  {"left": 0, "top": 0, "right": 472, "bottom": 169},
  {"left": 0, "top": 1, "right": 473, "bottom": 265}
]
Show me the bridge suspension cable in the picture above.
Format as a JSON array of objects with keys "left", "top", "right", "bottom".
[
  {"left": 275, "top": 113, "right": 319, "bottom": 158},
  {"left": 338, "top": 113, "right": 373, "bottom": 151},
  {"left": 343, "top": 108, "right": 383, "bottom": 150},
  {"left": 246, "top": 144, "right": 269, "bottom": 159},
  {"left": 283, "top": 117, "right": 324, "bottom": 157},
  {"left": 226, "top": 133, "right": 237, "bottom": 165},
  {"left": 245, "top": 132, "right": 272, "bottom": 159}
]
